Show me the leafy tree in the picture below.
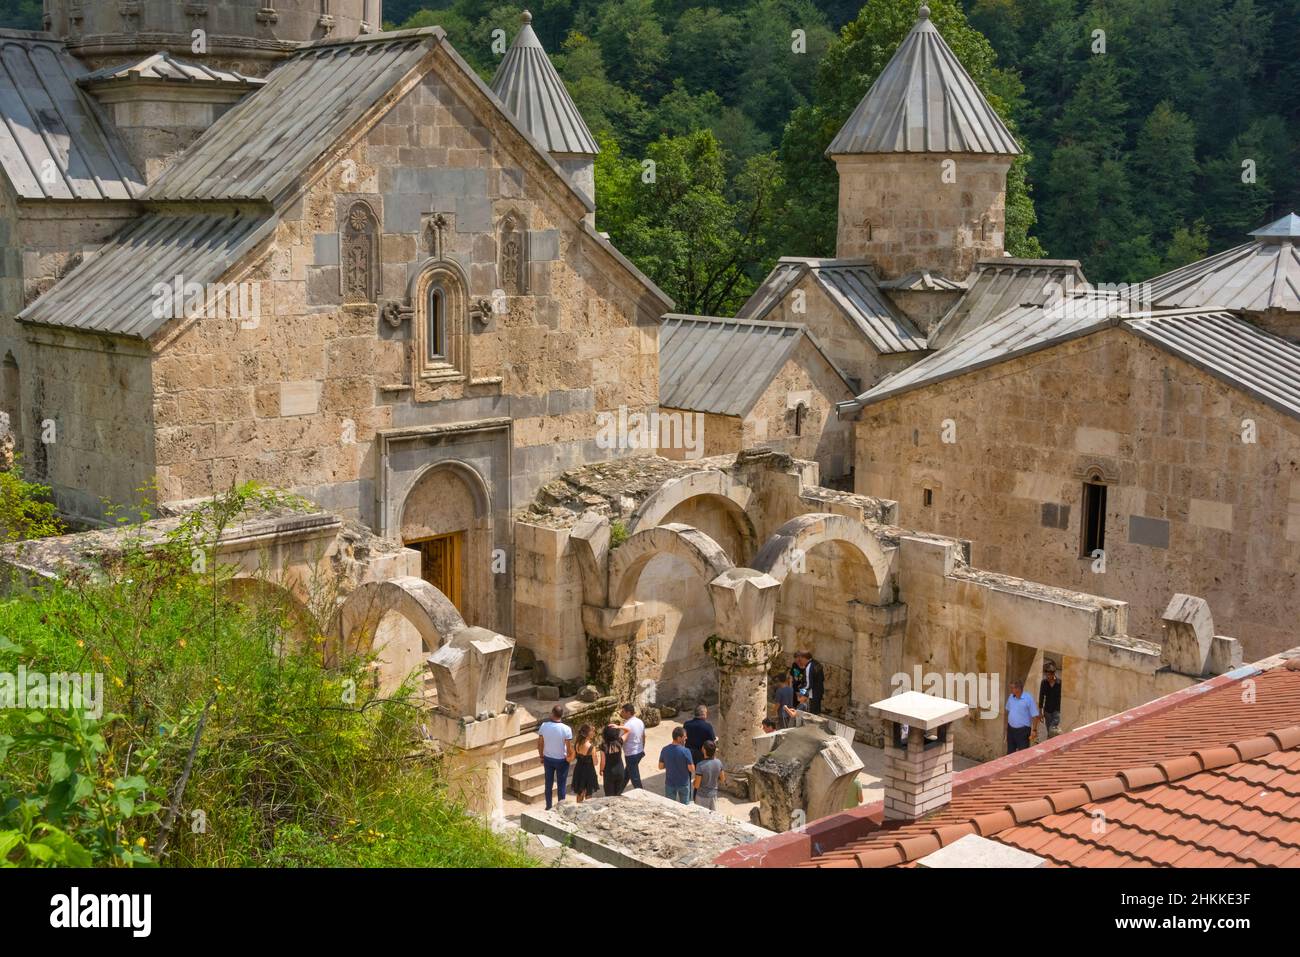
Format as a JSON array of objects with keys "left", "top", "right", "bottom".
[
  {"left": 597, "top": 130, "right": 785, "bottom": 314},
  {"left": 1133, "top": 102, "right": 1199, "bottom": 241}
]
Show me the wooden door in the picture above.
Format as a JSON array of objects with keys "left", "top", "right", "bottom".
[{"left": 412, "top": 531, "right": 464, "bottom": 612}]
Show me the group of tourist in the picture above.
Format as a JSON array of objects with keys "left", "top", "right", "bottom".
[
  {"left": 766, "top": 650, "right": 825, "bottom": 730},
  {"left": 535, "top": 702, "right": 726, "bottom": 811},
  {"left": 537, "top": 702, "right": 647, "bottom": 809}
]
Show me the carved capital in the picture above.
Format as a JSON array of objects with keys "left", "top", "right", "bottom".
[{"left": 705, "top": 634, "right": 781, "bottom": 671}]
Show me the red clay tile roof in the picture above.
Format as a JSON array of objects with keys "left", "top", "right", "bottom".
[{"left": 808, "top": 666, "right": 1300, "bottom": 868}]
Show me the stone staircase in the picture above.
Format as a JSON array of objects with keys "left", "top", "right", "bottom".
[
  {"left": 503, "top": 732, "right": 545, "bottom": 804},
  {"left": 503, "top": 658, "right": 544, "bottom": 803}
]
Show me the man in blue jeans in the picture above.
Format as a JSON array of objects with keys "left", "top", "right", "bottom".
[
  {"left": 658, "top": 726, "right": 695, "bottom": 804},
  {"left": 1005, "top": 680, "right": 1038, "bottom": 754},
  {"left": 536, "top": 705, "right": 574, "bottom": 810}
]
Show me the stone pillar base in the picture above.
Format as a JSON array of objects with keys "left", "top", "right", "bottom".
[{"left": 429, "top": 710, "right": 521, "bottom": 820}]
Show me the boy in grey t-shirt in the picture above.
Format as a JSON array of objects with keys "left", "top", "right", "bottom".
[{"left": 693, "top": 740, "right": 726, "bottom": 810}]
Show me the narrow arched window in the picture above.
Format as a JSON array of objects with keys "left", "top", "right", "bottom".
[
  {"left": 414, "top": 260, "right": 468, "bottom": 380},
  {"left": 427, "top": 285, "right": 445, "bottom": 361}
]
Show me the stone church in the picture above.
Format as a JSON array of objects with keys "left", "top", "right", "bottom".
[{"left": 0, "top": 2, "right": 1286, "bottom": 793}]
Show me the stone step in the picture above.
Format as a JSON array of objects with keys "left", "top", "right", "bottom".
[
  {"left": 508, "top": 767, "right": 544, "bottom": 791},
  {"left": 510, "top": 782, "right": 545, "bottom": 804},
  {"left": 503, "top": 750, "right": 540, "bottom": 774},
  {"left": 504, "top": 732, "right": 537, "bottom": 758}
]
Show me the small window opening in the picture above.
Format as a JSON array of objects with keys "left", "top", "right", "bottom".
[{"left": 1081, "top": 480, "right": 1107, "bottom": 556}]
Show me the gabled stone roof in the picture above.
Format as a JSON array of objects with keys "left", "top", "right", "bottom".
[
  {"left": 659, "top": 314, "right": 855, "bottom": 415},
  {"left": 0, "top": 32, "right": 145, "bottom": 200},
  {"left": 737, "top": 258, "right": 927, "bottom": 355},
  {"left": 826, "top": 5, "right": 1020, "bottom": 157},
  {"left": 490, "top": 11, "right": 598, "bottom": 156}
]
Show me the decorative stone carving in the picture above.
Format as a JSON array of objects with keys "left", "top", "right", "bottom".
[
  {"left": 341, "top": 201, "right": 378, "bottom": 304},
  {"left": 499, "top": 212, "right": 528, "bottom": 296},
  {"left": 381, "top": 300, "right": 411, "bottom": 329},
  {"left": 705, "top": 634, "right": 781, "bottom": 670},
  {"left": 257, "top": 6, "right": 279, "bottom": 25},
  {"left": 469, "top": 297, "right": 493, "bottom": 328},
  {"left": 425, "top": 213, "right": 449, "bottom": 259}
]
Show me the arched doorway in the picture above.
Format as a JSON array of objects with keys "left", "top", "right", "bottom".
[
  {"left": 753, "top": 513, "right": 895, "bottom": 718},
  {"left": 398, "top": 461, "right": 492, "bottom": 628},
  {"left": 605, "top": 524, "right": 734, "bottom": 705}
]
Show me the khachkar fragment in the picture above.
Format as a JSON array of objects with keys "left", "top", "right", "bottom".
[
  {"left": 498, "top": 211, "right": 528, "bottom": 295},
  {"left": 341, "top": 200, "right": 378, "bottom": 304},
  {"left": 749, "top": 719, "right": 864, "bottom": 832}
]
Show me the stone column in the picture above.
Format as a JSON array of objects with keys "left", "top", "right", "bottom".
[
  {"left": 581, "top": 605, "right": 645, "bottom": 705},
  {"left": 426, "top": 626, "right": 520, "bottom": 820},
  {"left": 706, "top": 568, "right": 781, "bottom": 794},
  {"left": 848, "top": 600, "right": 908, "bottom": 737},
  {"left": 428, "top": 711, "right": 520, "bottom": 819}
]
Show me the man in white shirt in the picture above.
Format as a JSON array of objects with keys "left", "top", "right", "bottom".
[
  {"left": 536, "top": 705, "right": 574, "bottom": 809},
  {"left": 619, "top": 703, "right": 646, "bottom": 792}
]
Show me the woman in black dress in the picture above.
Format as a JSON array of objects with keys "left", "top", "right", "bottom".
[
  {"left": 598, "top": 724, "right": 625, "bottom": 796},
  {"left": 570, "top": 724, "right": 599, "bottom": 803}
]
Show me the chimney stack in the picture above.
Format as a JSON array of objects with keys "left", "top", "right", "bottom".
[{"left": 869, "top": 691, "right": 968, "bottom": 821}]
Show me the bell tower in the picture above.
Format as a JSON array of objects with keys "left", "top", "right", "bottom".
[
  {"left": 44, "top": 0, "right": 380, "bottom": 74},
  {"left": 827, "top": 5, "right": 1020, "bottom": 282}
]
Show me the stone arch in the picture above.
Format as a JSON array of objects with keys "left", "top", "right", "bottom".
[
  {"left": 755, "top": 513, "right": 897, "bottom": 720},
  {"left": 397, "top": 459, "right": 493, "bottom": 628},
  {"left": 629, "top": 471, "right": 757, "bottom": 565},
  {"left": 330, "top": 576, "right": 467, "bottom": 696},
  {"left": 752, "top": 512, "right": 894, "bottom": 599},
  {"left": 604, "top": 523, "right": 735, "bottom": 705},
  {"left": 608, "top": 523, "right": 735, "bottom": 611}
]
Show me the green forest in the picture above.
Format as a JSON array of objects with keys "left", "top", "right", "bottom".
[{"left": 5, "top": 0, "right": 1298, "bottom": 313}]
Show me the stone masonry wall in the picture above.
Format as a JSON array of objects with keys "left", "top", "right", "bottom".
[
  {"left": 740, "top": 353, "right": 853, "bottom": 481},
  {"left": 855, "top": 327, "right": 1300, "bottom": 658},
  {"left": 149, "top": 51, "right": 661, "bottom": 528},
  {"left": 835, "top": 153, "right": 1011, "bottom": 281},
  {"left": 23, "top": 327, "right": 155, "bottom": 521},
  {"left": 760, "top": 271, "right": 916, "bottom": 391}
]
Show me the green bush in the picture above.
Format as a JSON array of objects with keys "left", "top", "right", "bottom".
[{"left": 0, "top": 485, "right": 534, "bottom": 868}]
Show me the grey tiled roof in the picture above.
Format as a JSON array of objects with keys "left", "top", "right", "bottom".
[
  {"left": 826, "top": 7, "right": 1020, "bottom": 156},
  {"left": 490, "top": 12, "right": 598, "bottom": 155},
  {"left": 659, "top": 314, "right": 854, "bottom": 416},
  {"left": 18, "top": 210, "right": 273, "bottom": 339},
  {"left": 144, "top": 29, "right": 438, "bottom": 202},
  {"left": 79, "top": 52, "right": 267, "bottom": 87},
  {"left": 1126, "top": 312, "right": 1300, "bottom": 420},
  {"left": 842, "top": 291, "right": 1127, "bottom": 409},
  {"left": 929, "top": 258, "right": 1088, "bottom": 349},
  {"left": 0, "top": 34, "right": 145, "bottom": 200},
  {"left": 844, "top": 297, "right": 1300, "bottom": 421},
  {"left": 1147, "top": 214, "right": 1300, "bottom": 313},
  {"left": 737, "top": 258, "right": 927, "bottom": 354}
]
